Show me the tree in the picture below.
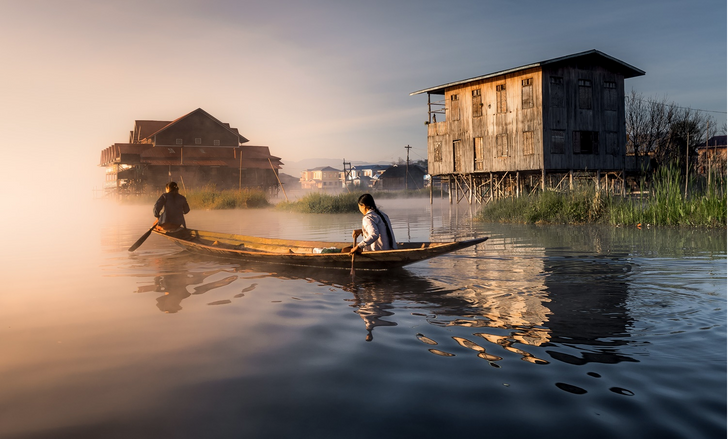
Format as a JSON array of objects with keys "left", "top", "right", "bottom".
[
  {"left": 625, "top": 91, "right": 675, "bottom": 163},
  {"left": 625, "top": 90, "right": 714, "bottom": 172}
]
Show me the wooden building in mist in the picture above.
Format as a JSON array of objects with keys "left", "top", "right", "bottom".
[
  {"left": 99, "top": 108, "right": 283, "bottom": 195},
  {"left": 410, "top": 50, "right": 645, "bottom": 203}
]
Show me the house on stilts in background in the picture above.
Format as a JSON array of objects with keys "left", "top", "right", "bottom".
[
  {"left": 99, "top": 108, "right": 283, "bottom": 196},
  {"left": 410, "top": 49, "right": 645, "bottom": 204}
]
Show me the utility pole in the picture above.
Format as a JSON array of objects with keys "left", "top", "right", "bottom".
[
  {"left": 685, "top": 132, "right": 690, "bottom": 198},
  {"left": 706, "top": 122, "right": 711, "bottom": 189},
  {"left": 405, "top": 145, "right": 411, "bottom": 191},
  {"left": 343, "top": 159, "right": 352, "bottom": 192}
]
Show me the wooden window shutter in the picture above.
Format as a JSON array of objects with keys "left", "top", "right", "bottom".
[{"left": 573, "top": 131, "right": 581, "bottom": 154}]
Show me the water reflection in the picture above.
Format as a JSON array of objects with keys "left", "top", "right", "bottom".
[
  {"left": 125, "top": 243, "right": 639, "bottom": 368},
  {"left": 132, "top": 253, "right": 244, "bottom": 313}
]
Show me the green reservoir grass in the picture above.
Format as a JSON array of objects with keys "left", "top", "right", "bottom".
[
  {"left": 119, "top": 187, "right": 270, "bottom": 209},
  {"left": 275, "top": 188, "right": 444, "bottom": 214},
  {"left": 185, "top": 188, "right": 269, "bottom": 209},
  {"left": 476, "top": 167, "right": 726, "bottom": 228}
]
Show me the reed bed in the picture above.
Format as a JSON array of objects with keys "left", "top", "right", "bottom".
[
  {"left": 606, "top": 167, "right": 726, "bottom": 227},
  {"left": 477, "top": 167, "right": 726, "bottom": 228},
  {"left": 476, "top": 188, "right": 606, "bottom": 225},
  {"left": 276, "top": 192, "right": 362, "bottom": 213},
  {"left": 185, "top": 187, "right": 269, "bottom": 209},
  {"left": 119, "top": 187, "right": 269, "bottom": 209},
  {"left": 275, "top": 188, "right": 445, "bottom": 214}
]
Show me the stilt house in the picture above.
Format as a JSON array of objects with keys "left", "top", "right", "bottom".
[
  {"left": 410, "top": 50, "right": 645, "bottom": 203},
  {"left": 99, "top": 108, "right": 283, "bottom": 195}
]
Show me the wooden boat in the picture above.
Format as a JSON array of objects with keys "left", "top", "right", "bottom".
[{"left": 152, "top": 228, "right": 488, "bottom": 271}]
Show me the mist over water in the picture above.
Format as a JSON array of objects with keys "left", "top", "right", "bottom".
[{"left": 0, "top": 197, "right": 725, "bottom": 439}]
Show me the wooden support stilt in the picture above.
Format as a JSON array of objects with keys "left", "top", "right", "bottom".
[
  {"left": 596, "top": 170, "right": 601, "bottom": 192},
  {"left": 448, "top": 175, "right": 453, "bottom": 204},
  {"left": 569, "top": 170, "right": 573, "bottom": 191}
]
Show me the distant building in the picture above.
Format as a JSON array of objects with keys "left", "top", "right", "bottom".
[
  {"left": 347, "top": 164, "right": 389, "bottom": 187},
  {"left": 98, "top": 108, "right": 283, "bottom": 195},
  {"left": 376, "top": 165, "right": 427, "bottom": 190},
  {"left": 300, "top": 166, "right": 342, "bottom": 190},
  {"left": 697, "top": 135, "right": 727, "bottom": 174},
  {"left": 410, "top": 49, "right": 645, "bottom": 202}
]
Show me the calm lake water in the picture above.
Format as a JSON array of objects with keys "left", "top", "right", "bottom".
[{"left": 1, "top": 198, "right": 725, "bottom": 439}]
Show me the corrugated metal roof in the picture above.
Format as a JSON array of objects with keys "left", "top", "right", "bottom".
[{"left": 410, "top": 49, "right": 645, "bottom": 96}]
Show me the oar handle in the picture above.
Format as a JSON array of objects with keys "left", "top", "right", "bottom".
[{"left": 350, "top": 236, "right": 357, "bottom": 276}]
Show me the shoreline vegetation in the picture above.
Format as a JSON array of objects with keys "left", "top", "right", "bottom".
[
  {"left": 120, "top": 187, "right": 270, "bottom": 210},
  {"left": 476, "top": 167, "right": 726, "bottom": 228},
  {"left": 117, "top": 169, "right": 725, "bottom": 228},
  {"left": 275, "top": 188, "right": 441, "bottom": 213}
]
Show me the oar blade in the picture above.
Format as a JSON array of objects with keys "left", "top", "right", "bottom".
[{"left": 128, "top": 228, "right": 154, "bottom": 252}]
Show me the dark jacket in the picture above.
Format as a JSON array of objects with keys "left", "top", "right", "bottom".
[{"left": 153, "top": 192, "right": 190, "bottom": 227}]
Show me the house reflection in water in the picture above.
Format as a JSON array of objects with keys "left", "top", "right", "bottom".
[{"left": 429, "top": 231, "right": 636, "bottom": 366}]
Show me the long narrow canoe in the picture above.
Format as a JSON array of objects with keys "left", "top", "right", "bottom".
[{"left": 152, "top": 228, "right": 488, "bottom": 271}]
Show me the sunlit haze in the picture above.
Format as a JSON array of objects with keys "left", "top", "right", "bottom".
[{"left": 0, "top": 0, "right": 725, "bottom": 218}]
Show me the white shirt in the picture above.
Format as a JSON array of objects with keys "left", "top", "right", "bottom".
[{"left": 358, "top": 210, "right": 397, "bottom": 251}]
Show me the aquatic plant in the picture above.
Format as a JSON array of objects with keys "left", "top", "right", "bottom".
[
  {"left": 477, "top": 165, "right": 726, "bottom": 228},
  {"left": 477, "top": 186, "right": 606, "bottom": 225},
  {"left": 276, "top": 192, "right": 363, "bottom": 213},
  {"left": 185, "top": 186, "right": 270, "bottom": 209},
  {"left": 276, "top": 188, "right": 446, "bottom": 213}
]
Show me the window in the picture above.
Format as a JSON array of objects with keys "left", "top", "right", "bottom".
[
  {"left": 433, "top": 142, "right": 442, "bottom": 162},
  {"left": 474, "top": 137, "right": 484, "bottom": 170},
  {"left": 605, "top": 132, "right": 619, "bottom": 156},
  {"left": 551, "top": 131, "right": 565, "bottom": 154},
  {"left": 472, "top": 89, "right": 482, "bottom": 117},
  {"left": 453, "top": 140, "right": 462, "bottom": 172},
  {"left": 496, "top": 84, "right": 507, "bottom": 113},
  {"left": 550, "top": 76, "right": 564, "bottom": 107},
  {"left": 573, "top": 131, "right": 599, "bottom": 154},
  {"left": 523, "top": 131, "right": 534, "bottom": 156},
  {"left": 604, "top": 81, "right": 618, "bottom": 111},
  {"left": 175, "top": 138, "right": 183, "bottom": 145},
  {"left": 522, "top": 78, "right": 533, "bottom": 109},
  {"left": 578, "top": 79, "right": 592, "bottom": 109},
  {"left": 450, "top": 94, "right": 460, "bottom": 121},
  {"left": 195, "top": 138, "right": 202, "bottom": 145},
  {"left": 213, "top": 140, "right": 220, "bottom": 146},
  {"left": 496, "top": 134, "right": 508, "bottom": 157}
]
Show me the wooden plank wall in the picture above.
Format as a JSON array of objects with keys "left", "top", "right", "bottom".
[
  {"left": 428, "top": 67, "right": 544, "bottom": 176},
  {"left": 541, "top": 64, "right": 626, "bottom": 171},
  {"left": 427, "top": 63, "right": 628, "bottom": 176}
]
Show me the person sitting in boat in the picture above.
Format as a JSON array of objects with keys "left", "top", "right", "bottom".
[
  {"left": 350, "top": 193, "right": 397, "bottom": 254},
  {"left": 153, "top": 182, "right": 190, "bottom": 232}
]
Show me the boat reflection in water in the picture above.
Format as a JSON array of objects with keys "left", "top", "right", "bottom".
[{"left": 130, "top": 232, "right": 636, "bottom": 370}]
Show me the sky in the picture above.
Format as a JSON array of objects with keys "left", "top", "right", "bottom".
[{"left": 0, "top": 0, "right": 725, "bottom": 200}]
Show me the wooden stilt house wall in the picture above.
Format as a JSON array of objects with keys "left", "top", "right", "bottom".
[{"left": 411, "top": 50, "right": 645, "bottom": 203}]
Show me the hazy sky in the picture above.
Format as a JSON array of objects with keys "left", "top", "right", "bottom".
[{"left": 0, "top": 0, "right": 725, "bottom": 197}]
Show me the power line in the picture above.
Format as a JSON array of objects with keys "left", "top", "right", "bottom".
[{"left": 628, "top": 96, "right": 726, "bottom": 115}]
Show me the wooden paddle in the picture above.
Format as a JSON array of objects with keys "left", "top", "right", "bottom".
[
  {"left": 128, "top": 220, "right": 158, "bottom": 252},
  {"left": 350, "top": 236, "right": 357, "bottom": 276}
]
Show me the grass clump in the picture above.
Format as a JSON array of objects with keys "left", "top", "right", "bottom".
[
  {"left": 276, "top": 192, "right": 362, "bottom": 213},
  {"left": 185, "top": 186, "right": 269, "bottom": 209},
  {"left": 477, "top": 166, "right": 726, "bottom": 228},
  {"left": 275, "top": 188, "right": 449, "bottom": 213},
  {"left": 606, "top": 166, "right": 726, "bottom": 227},
  {"left": 477, "top": 188, "right": 605, "bottom": 225}
]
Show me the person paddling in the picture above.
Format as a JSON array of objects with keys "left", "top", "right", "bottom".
[
  {"left": 350, "top": 193, "right": 397, "bottom": 254},
  {"left": 153, "top": 182, "right": 190, "bottom": 232}
]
